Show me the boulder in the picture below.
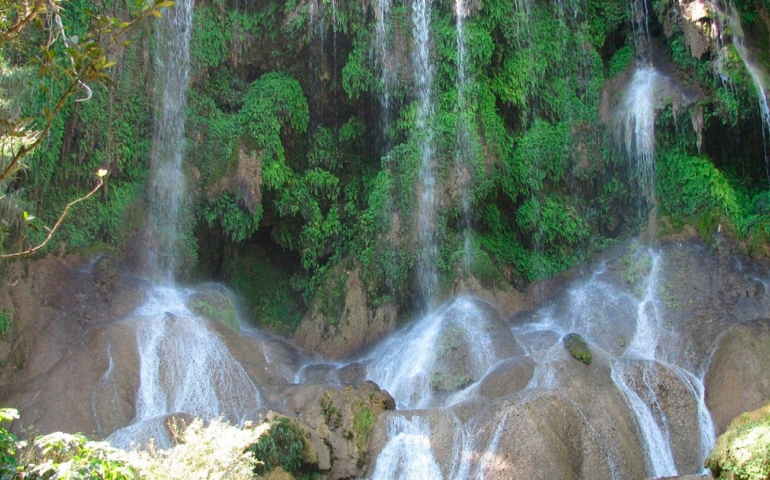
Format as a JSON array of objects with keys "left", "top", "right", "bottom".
[
  {"left": 294, "top": 259, "right": 397, "bottom": 359},
  {"left": 300, "top": 381, "right": 396, "bottom": 479},
  {"left": 705, "top": 319, "right": 770, "bottom": 435}
]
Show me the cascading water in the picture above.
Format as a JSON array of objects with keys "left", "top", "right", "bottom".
[
  {"left": 718, "top": 2, "right": 770, "bottom": 181},
  {"left": 146, "top": 0, "right": 194, "bottom": 282},
  {"left": 616, "top": 0, "right": 662, "bottom": 207},
  {"left": 618, "top": 66, "right": 660, "bottom": 204},
  {"left": 366, "top": 297, "right": 503, "bottom": 409},
  {"left": 105, "top": 0, "right": 263, "bottom": 447},
  {"left": 413, "top": 0, "right": 439, "bottom": 309},
  {"left": 109, "top": 287, "right": 262, "bottom": 449},
  {"left": 371, "top": 416, "right": 443, "bottom": 480},
  {"left": 609, "top": 250, "right": 714, "bottom": 476},
  {"left": 454, "top": 0, "right": 474, "bottom": 269}
]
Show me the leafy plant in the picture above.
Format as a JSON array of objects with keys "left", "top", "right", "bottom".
[
  {"left": 247, "top": 417, "right": 317, "bottom": 478},
  {"left": 0, "top": 408, "right": 19, "bottom": 478}
]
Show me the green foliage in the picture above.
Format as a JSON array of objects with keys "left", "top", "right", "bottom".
[
  {"left": 19, "top": 431, "right": 137, "bottom": 479},
  {"left": 608, "top": 45, "right": 634, "bottom": 77},
  {"left": 0, "top": 408, "right": 19, "bottom": 478},
  {"left": 204, "top": 192, "right": 262, "bottom": 243},
  {"left": 190, "top": 6, "right": 230, "bottom": 70},
  {"left": 248, "top": 418, "right": 310, "bottom": 478},
  {"left": 0, "top": 310, "right": 9, "bottom": 340},
  {"left": 516, "top": 195, "right": 589, "bottom": 253},
  {"left": 657, "top": 149, "right": 742, "bottom": 220},
  {"left": 707, "top": 406, "right": 770, "bottom": 480},
  {"left": 239, "top": 72, "right": 309, "bottom": 171}
]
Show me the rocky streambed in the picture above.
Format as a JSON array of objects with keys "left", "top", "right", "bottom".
[{"left": 2, "top": 238, "right": 770, "bottom": 479}]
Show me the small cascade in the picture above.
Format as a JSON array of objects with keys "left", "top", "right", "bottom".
[
  {"left": 609, "top": 250, "right": 678, "bottom": 476},
  {"left": 146, "top": 0, "right": 194, "bottom": 282},
  {"left": 618, "top": 66, "right": 661, "bottom": 205},
  {"left": 366, "top": 297, "right": 506, "bottom": 409},
  {"left": 374, "top": 0, "right": 395, "bottom": 156},
  {"left": 412, "top": 0, "right": 439, "bottom": 309},
  {"left": 608, "top": 250, "right": 714, "bottom": 477},
  {"left": 454, "top": 0, "right": 474, "bottom": 269},
  {"left": 109, "top": 288, "right": 262, "bottom": 448},
  {"left": 105, "top": 0, "right": 264, "bottom": 448},
  {"left": 371, "top": 416, "right": 443, "bottom": 480},
  {"left": 720, "top": 2, "right": 770, "bottom": 181},
  {"left": 616, "top": 0, "right": 663, "bottom": 209}
]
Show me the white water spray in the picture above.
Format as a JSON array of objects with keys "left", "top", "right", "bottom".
[
  {"left": 412, "top": 0, "right": 439, "bottom": 309},
  {"left": 371, "top": 416, "right": 443, "bottom": 480},
  {"left": 146, "top": 0, "right": 194, "bottom": 282},
  {"left": 618, "top": 66, "right": 661, "bottom": 204}
]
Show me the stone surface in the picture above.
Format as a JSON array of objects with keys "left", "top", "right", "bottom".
[
  {"left": 300, "top": 381, "right": 395, "bottom": 479},
  {"left": 705, "top": 319, "right": 770, "bottom": 435},
  {"left": 293, "top": 258, "right": 397, "bottom": 359}
]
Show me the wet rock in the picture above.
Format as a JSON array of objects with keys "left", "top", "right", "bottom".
[
  {"left": 430, "top": 298, "right": 522, "bottom": 393},
  {"left": 186, "top": 284, "right": 240, "bottom": 332},
  {"left": 294, "top": 258, "right": 397, "bottom": 359},
  {"left": 367, "top": 386, "right": 647, "bottom": 480},
  {"left": 705, "top": 319, "right": 770, "bottom": 434},
  {"left": 300, "top": 381, "right": 395, "bottom": 479},
  {"left": 452, "top": 274, "right": 529, "bottom": 318},
  {"left": 563, "top": 333, "right": 592, "bottom": 365},
  {"left": 616, "top": 359, "right": 703, "bottom": 474},
  {"left": 478, "top": 356, "right": 535, "bottom": 397}
]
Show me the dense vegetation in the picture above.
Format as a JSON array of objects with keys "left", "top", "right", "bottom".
[
  {"left": 0, "top": 407, "right": 298, "bottom": 479},
  {"left": 4, "top": 0, "right": 770, "bottom": 332}
]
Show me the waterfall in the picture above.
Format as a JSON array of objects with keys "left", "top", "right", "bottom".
[
  {"left": 366, "top": 297, "right": 503, "bottom": 409},
  {"left": 608, "top": 250, "right": 714, "bottom": 477},
  {"left": 618, "top": 67, "right": 660, "bottom": 205},
  {"left": 616, "top": 0, "right": 662, "bottom": 209},
  {"left": 371, "top": 416, "right": 443, "bottom": 480},
  {"left": 106, "top": 0, "right": 263, "bottom": 447},
  {"left": 375, "top": 0, "right": 394, "bottom": 156},
  {"left": 454, "top": 0, "right": 474, "bottom": 270},
  {"left": 146, "top": 0, "right": 194, "bottom": 282},
  {"left": 109, "top": 288, "right": 262, "bottom": 449},
  {"left": 413, "top": 0, "right": 439, "bottom": 310},
  {"left": 720, "top": 2, "right": 770, "bottom": 182}
]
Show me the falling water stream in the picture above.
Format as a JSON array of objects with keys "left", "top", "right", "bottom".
[
  {"left": 93, "top": 0, "right": 736, "bottom": 474},
  {"left": 720, "top": 2, "right": 770, "bottom": 181},
  {"left": 454, "top": 0, "right": 473, "bottom": 269},
  {"left": 106, "top": 0, "right": 263, "bottom": 448},
  {"left": 413, "top": 0, "right": 439, "bottom": 310}
]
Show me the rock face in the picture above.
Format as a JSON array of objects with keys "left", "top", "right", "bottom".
[
  {"left": 293, "top": 259, "right": 397, "bottom": 359},
  {"left": 299, "top": 381, "right": 396, "bottom": 479},
  {"left": 0, "top": 255, "right": 145, "bottom": 437},
  {"left": 705, "top": 319, "right": 770, "bottom": 435}
]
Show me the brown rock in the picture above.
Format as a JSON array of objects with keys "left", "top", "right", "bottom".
[
  {"left": 300, "top": 381, "right": 396, "bottom": 479},
  {"left": 294, "top": 259, "right": 397, "bottom": 359},
  {"left": 705, "top": 319, "right": 770, "bottom": 435}
]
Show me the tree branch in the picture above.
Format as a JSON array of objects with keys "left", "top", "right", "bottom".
[
  {"left": 0, "top": 0, "right": 47, "bottom": 44},
  {"left": 0, "top": 175, "right": 104, "bottom": 259}
]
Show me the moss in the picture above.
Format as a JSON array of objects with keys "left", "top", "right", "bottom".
[
  {"left": 707, "top": 403, "right": 770, "bottom": 480},
  {"left": 190, "top": 292, "right": 241, "bottom": 332},
  {"left": 563, "top": 333, "right": 592, "bottom": 365},
  {"left": 352, "top": 406, "right": 377, "bottom": 468}
]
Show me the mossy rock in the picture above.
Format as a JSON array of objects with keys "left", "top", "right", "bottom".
[
  {"left": 706, "top": 403, "right": 770, "bottom": 480},
  {"left": 187, "top": 285, "right": 240, "bottom": 332},
  {"left": 563, "top": 333, "right": 591, "bottom": 365}
]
